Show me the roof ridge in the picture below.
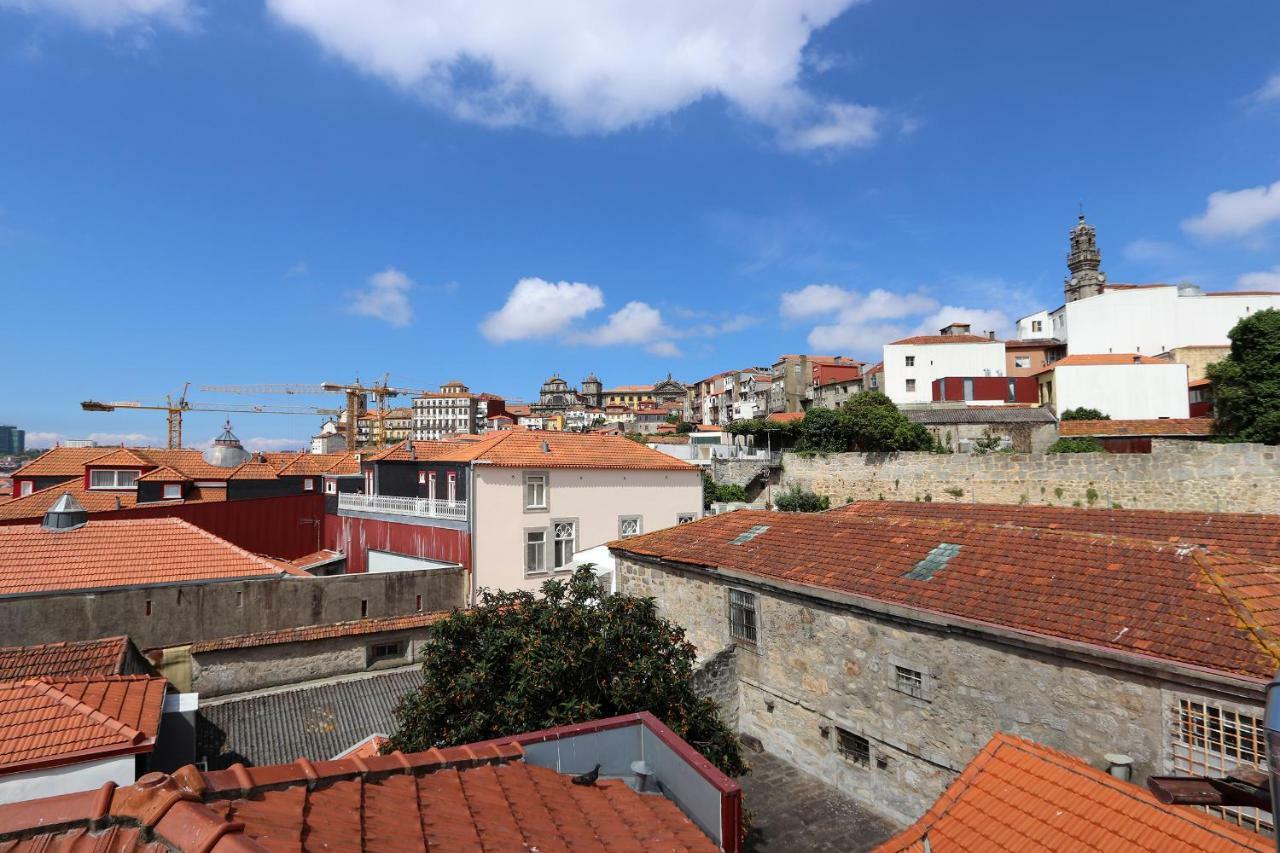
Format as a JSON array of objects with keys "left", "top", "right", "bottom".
[{"left": 24, "top": 679, "right": 149, "bottom": 746}]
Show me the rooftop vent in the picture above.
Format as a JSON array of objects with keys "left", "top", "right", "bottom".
[
  {"left": 730, "top": 524, "right": 770, "bottom": 545},
  {"left": 42, "top": 492, "right": 88, "bottom": 532},
  {"left": 903, "top": 542, "right": 961, "bottom": 581}
]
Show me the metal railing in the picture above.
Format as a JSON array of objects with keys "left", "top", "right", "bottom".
[{"left": 338, "top": 492, "right": 468, "bottom": 521}]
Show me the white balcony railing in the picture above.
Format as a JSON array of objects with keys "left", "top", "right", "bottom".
[{"left": 338, "top": 492, "right": 468, "bottom": 521}]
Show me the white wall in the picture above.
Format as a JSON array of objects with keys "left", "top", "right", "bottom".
[
  {"left": 1063, "top": 287, "right": 1280, "bottom": 356},
  {"left": 0, "top": 756, "right": 136, "bottom": 804},
  {"left": 882, "top": 341, "right": 1006, "bottom": 404},
  {"left": 1053, "top": 362, "right": 1190, "bottom": 419},
  {"left": 474, "top": 466, "right": 703, "bottom": 593},
  {"left": 1016, "top": 310, "right": 1052, "bottom": 340}
]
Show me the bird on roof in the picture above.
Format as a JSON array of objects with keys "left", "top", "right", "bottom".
[{"left": 571, "top": 764, "right": 600, "bottom": 786}]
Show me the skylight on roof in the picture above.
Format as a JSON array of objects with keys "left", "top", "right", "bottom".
[
  {"left": 730, "top": 525, "right": 769, "bottom": 545},
  {"left": 903, "top": 542, "right": 961, "bottom": 581}
]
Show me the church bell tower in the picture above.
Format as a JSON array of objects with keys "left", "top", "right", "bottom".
[{"left": 1064, "top": 213, "right": 1107, "bottom": 302}]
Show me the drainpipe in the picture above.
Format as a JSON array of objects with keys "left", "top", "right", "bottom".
[{"left": 467, "top": 461, "right": 477, "bottom": 607}]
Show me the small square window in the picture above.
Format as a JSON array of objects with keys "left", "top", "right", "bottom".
[
  {"left": 895, "top": 665, "right": 925, "bottom": 699},
  {"left": 19, "top": 481, "right": 33, "bottom": 497},
  {"left": 1032, "top": 320, "right": 1043, "bottom": 332},
  {"left": 905, "top": 379, "right": 916, "bottom": 393},
  {"left": 905, "top": 356, "right": 915, "bottom": 367},
  {"left": 1014, "top": 355, "right": 1030, "bottom": 369},
  {"left": 162, "top": 483, "right": 182, "bottom": 500},
  {"left": 729, "top": 589, "right": 758, "bottom": 645},
  {"left": 619, "top": 516, "right": 642, "bottom": 538},
  {"left": 837, "top": 729, "right": 870, "bottom": 767},
  {"left": 303, "top": 478, "right": 315, "bottom": 492}
]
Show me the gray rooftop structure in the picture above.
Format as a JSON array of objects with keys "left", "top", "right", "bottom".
[{"left": 905, "top": 406, "right": 1056, "bottom": 425}]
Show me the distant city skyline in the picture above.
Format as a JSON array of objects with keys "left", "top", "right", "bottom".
[{"left": 2, "top": 1, "right": 1278, "bottom": 446}]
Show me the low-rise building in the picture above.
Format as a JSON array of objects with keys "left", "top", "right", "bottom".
[
  {"left": 1035, "top": 354, "right": 1190, "bottom": 419},
  {"left": 769, "top": 355, "right": 859, "bottom": 413},
  {"left": 1004, "top": 337, "right": 1064, "bottom": 376},
  {"left": 1058, "top": 417, "right": 1215, "bottom": 452},
  {"left": 612, "top": 502, "right": 1280, "bottom": 829},
  {"left": 930, "top": 375, "right": 1038, "bottom": 405},
  {"left": 810, "top": 362, "right": 864, "bottom": 411},
  {"left": 905, "top": 405, "right": 1058, "bottom": 453},
  {"left": 883, "top": 324, "right": 1006, "bottom": 406}
]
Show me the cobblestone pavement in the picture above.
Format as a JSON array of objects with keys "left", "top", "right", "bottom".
[{"left": 740, "top": 751, "right": 902, "bottom": 853}]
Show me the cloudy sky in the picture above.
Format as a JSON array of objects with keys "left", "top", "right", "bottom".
[{"left": 2, "top": 1, "right": 1278, "bottom": 447}]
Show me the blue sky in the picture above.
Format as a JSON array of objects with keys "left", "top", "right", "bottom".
[{"left": 2, "top": 0, "right": 1279, "bottom": 448}]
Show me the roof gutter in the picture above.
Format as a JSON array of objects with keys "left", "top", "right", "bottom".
[{"left": 614, "top": 550, "right": 1269, "bottom": 702}]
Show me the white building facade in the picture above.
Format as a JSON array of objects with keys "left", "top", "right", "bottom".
[
  {"left": 882, "top": 324, "right": 1006, "bottom": 406},
  {"left": 1037, "top": 357, "right": 1190, "bottom": 419}
]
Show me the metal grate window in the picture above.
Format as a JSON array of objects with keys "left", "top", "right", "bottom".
[
  {"left": 837, "top": 729, "right": 870, "bottom": 767},
  {"left": 1173, "top": 699, "right": 1271, "bottom": 834},
  {"left": 895, "top": 665, "right": 924, "bottom": 699},
  {"left": 729, "top": 589, "right": 758, "bottom": 645}
]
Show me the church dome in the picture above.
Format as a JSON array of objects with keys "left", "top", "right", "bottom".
[{"left": 203, "top": 420, "right": 252, "bottom": 468}]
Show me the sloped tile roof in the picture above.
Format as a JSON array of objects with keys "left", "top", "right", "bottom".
[
  {"left": 0, "top": 481, "right": 139, "bottom": 521},
  {"left": 11, "top": 446, "right": 284, "bottom": 484},
  {"left": 610, "top": 510, "right": 1280, "bottom": 680},
  {"left": 1059, "top": 418, "right": 1214, "bottom": 437},
  {"left": 371, "top": 431, "right": 697, "bottom": 471},
  {"left": 0, "top": 734, "right": 717, "bottom": 851},
  {"left": 286, "top": 548, "right": 344, "bottom": 570},
  {"left": 835, "top": 501, "right": 1280, "bottom": 562},
  {"left": 83, "top": 448, "right": 151, "bottom": 468},
  {"left": 1047, "top": 353, "right": 1169, "bottom": 367},
  {"left": 0, "top": 676, "right": 167, "bottom": 773},
  {"left": 136, "top": 465, "right": 191, "bottom": 483},
  {"left": 225, "top": 461, "right": 281, "bottom": 481},
  {"left": 906, "top": 406, "right": 1056, "bottom": 425},
  {"left": 188, "top": 611, "right": 448, "bottom": 654},
  {"left": 276, "top": 452, "right": 361, "bottom": 476},
  {"left": 8, "top": 447, "right": 116, "bottom": 478},
  {"left": 887, "top": 334, "right": 997, "bottom": 345},
  {"left": 875, "top": 733, "right": 1268, "bottom": 852},
  {"left": 765, "top": 412, "right": 804, "bottom": 423},
  {"left": 0, "top": 517, "right": 304, "bottom": 595},
  {"left": 0, "top": 637, "right": 131, "bottom": 680}
]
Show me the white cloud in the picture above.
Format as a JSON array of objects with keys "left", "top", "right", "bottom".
[
  {"left": 1182, "top": 179, "right": 1280, "bottom": 239},
  {"left": 1246, "top": 73, "right": 1280, "bottom": 107},
  {"left": 265, "top": 0, "right": 880, "bottom": 150},
  {"left": 1237, "top": 265, "right": 1280, "bottom": 290},
  {"left": 781, "top": 283, "right": 1010, "bottom": 356},
  {"left": 0, "top": 0, "right": 193, "bottom": 31},
  {"left": 24, "top": 431, "right": 64, "bottom": 448},
  {"left": 647, "top": 341, "right": 682, "bottom": 358},
  {"left": 571, "top": 300, "right": 685, "bottom": 356},
  {"left": 241, "top": 437, "right": 308, "bottom": 452},
  {"left": 481, "top": 277, "right": 604, "bottom": 342},
  {"left": 22, "top": 430, "right": 159, "bottom": 448},
  {"left": 348, "top": 266, "right": 413, "bottom": 327}
]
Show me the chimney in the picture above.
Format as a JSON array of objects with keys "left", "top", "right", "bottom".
[
  {"left": 987, "top": 330, "right": 995, "bottom": 341},
  {"left": 42, "top": 493, "right": 88, "bottom": 532},
  {"left": 1132, "top": 355, "right": 1142, "bottom": 364},
  {"left": 541, "top": 441, "right": 551, "bottom": 453}
]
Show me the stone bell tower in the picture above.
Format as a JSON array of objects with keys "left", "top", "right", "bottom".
[{"left": 1064, "top": 213, "right": 1107, "bottom": 302}]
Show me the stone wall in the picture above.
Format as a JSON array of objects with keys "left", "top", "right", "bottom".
[
  {"left": 0, "top": 568, "right": 466, "bottom": 649},
  {"left": 693, "top": 645, "right": 739, "bottom": 730},
  {"left": 710, "top": 458, "right": 771, "bottom": 490},
  {"left": 781, "top": 440, "right": 1280, "bottom": 513},
  {"left": 618, "top": 555, "right": 1266, "bottom": 825}
]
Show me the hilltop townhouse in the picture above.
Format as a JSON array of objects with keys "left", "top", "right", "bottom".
[
  {"left": 612, "top": 501, "right": 1280, "bottom": 832},
  {"left": 882, "top": 323, "right": 1006, "bottom": 406},
  {"left": 326, "top": 430, "right": 702, "bottom": 594},
  {"left": 769, "top": 355, "right": 861, "bottom": 414}
]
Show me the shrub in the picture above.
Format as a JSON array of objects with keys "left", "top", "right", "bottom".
[
  {"left": 1047, "top": 437, "right": 1104, "bottom": 453},
  {"left": 1059, "top": 408, "right": 1109, "bottom": 421},
  {"left": 943, "top": 487, "right": 964, "bottom": 499},
  {"left": 774, "top": 485, "right": 830, "bottom": 513},
  {"left": 714, "top": 483, "right": 748, "bottom": 503}
]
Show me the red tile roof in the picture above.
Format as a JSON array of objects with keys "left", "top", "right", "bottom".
[
  {"left": 0, "top": 739, "right": 717, "bottom": 851},
  {"left": 287, "top": 548, "right": 344, "bottom": 570},
  {"left": 370, "top": 431, "right": 697, "bottom": 471},
  {"left": 10, "top": 446, "right": 285, "bottom": 484},
  {"left": 765, "top": 412, "right": 804, "bottom": 423},
  {"left": 888, "top": 334, "right": 997, "bottom": 345},
  {"left": 277, "top": 452, "right": 361, "bottom": 476},
  {"left": 188, "top": 611, "right": 449, "bottom": 654},
  {"left": 8, "top": 447, "right": 116, "bottom": 478},
  {"left": 0, "top": 676, "right": 167, "bottom": 775},
  {"left": 1190, "top": 377, "right": 1213, "bottom": 388},
  {"left": 1045, "top": 353, "right": 1169, "bottom": 367},
  {"left": 611, "top": 510, "right": 1280, "bottom": 680},
  {"left": 1059, "top": 418, "right": 1215, "bottom": 437},
  {"left": 0, "top": 517, "right": 305, "bottom": 596},
  {"left": 136, "top": 464, "right": 190, "bottom": 483},
  {"left": 834, "top": 500, "right": 1280, "bottom": 562},
  {"left": 876, "top": 733, "right": 1268, "bottom": 852},
  {"left": 0, "top": 479, "right": 226, "bottom": 522},
  {"left": 0, "top": 637, "right": 131, "bottom": 680}
]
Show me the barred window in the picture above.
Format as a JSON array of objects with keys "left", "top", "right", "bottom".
[
  {"left": 837, "top": 729, "right": 870, "bottom": 767},
  {"left": 729, "top": 589, "right": 758, "bottom": 645},
  {"left": 895, "top": 665, "right": 924, "bottom": 699},
  {"left": 1174, "top": 699, "right": 1270, "bottom": 834}
]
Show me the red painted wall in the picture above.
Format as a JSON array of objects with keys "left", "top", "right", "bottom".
[
  {"left": 324, "top": 513, "right": 471, "bottom": 574},
  {"left": 0, "top": 494, "right": 326, "bottom": 560},
  {"left": 1190, "top": 401, "right": 1213, "bottom": 418},
  {"left": 932, "top": 376, "right": 1038, "bottom": 404}
]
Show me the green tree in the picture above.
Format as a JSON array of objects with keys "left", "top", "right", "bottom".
[
  {"left": 388, "top": 568, "right": 747, "bottom": 777},
  {"left": 1047, "top": 436, "right": 1103, "bottom": 453},
  {"left": 675, "top": 421, "right": 696, "bottom": 434},
  {"left": 1059, "top": 407, "right": 1109, "bottom": 421},
  {"left": 794, "top": 407, "right": 851, "bottom": 453},
  {"left": 1208, "top": 308, "right": 1280, "bottom": 444},
  {"left": 842, "top": 392, "right": 933, "bottom": 452},
  {"left": 773, "top": 484, "right": 830, "bottom": 512},
  {"left": 714, "top": 483, "right": 749, "bottom": 503},
  {"left": 702, "top": 472, "right": 717, "bottom": 509}
]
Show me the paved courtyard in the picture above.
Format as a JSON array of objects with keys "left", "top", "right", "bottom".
[{"left": 740, "top": 751, "right": 902, "bottom": 853}]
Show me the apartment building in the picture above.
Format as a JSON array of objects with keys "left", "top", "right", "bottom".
[
  {"left": 882, "top": 324, "right": 1005, "bottom": 405},
  {"left": 769, "top": 355, "right": 859, "bottom": 413}
]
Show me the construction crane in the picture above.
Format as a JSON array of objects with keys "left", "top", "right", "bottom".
[
  {"left": 201, "top": 376, "right": 429, "bottom": 450},
  {"left": 82, "top": 383, "right": 342, "bottom": 449}
]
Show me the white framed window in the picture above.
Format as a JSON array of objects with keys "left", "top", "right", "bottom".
[
  {"left": 525, "top": 530, "right": 547, "bottom": 575},
  {"left": 447, "top": 472, "right": 457, "bottom": 503},
  {"left": 728, "top": 588, "right": 758, "bottom": 644},
  {"left": 89, "top": 469, "right": 139, "bottom": 489},
  {"left": 162, "top": 483, "right": 182, "bottom": 500},
  {"left": 418, "top": 470, "right": 426, "bottom": 485},
  {"left": 552, "top": 520, "right": 577, "bottom": 568},
  {"left": 364, "top": 470, "right": 374, "bottom": 493},
  {"left": 303, "top": 478, "right": 315, "bottom": 492},
  {"left": 905, "top": 379, "right": 916, "bottom": 393},
  {"left": 19, "top": 481, "right": 32, "bottom": 497},
  {"left": 324, "top": 480, "right": 336, "bottom": 495},
  {"left": 619, "top": 516, "right": 642, "bottom": 538},
  {"left": 427, "top": 472, "right": 436, "bottom": 501},
  {"left": 1032, "top": 320, "right": 1043, "bottom": 333},
  {"left": 677, "top": 512, "right": 697, "bottom": 524},
  {"left": 1014, "top": 355, "right": 1030, "bottom": 369},
  {"left": 524, "top": 472, "right": 547, "bottom": 510}
]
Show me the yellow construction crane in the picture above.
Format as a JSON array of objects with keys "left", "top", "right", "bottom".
[
  {"left": 201, "top": 376, "right": 429, "bottom": 450},
  {"left": 82, "top": 383, "right": 342, "bottom": 449}
]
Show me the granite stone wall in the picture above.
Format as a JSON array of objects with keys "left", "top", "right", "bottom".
[
  {"left": 692, "top": 645, "right": 739, "bottom": 730},
  {"left": 780, "top": 440, "right": 1280, "bottom": 513},
  {"left": 617, "top": 555, "right": 1266, "bottom": 825}
]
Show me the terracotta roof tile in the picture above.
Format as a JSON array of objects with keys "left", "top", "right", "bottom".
[
  {"left": 1048, "top": 353, "right": 1169, "bottom": 367},
  {"left": 371, "top": 431, "right": 697, "bottom": 471},
  {"left": 187, "top": 611, "right": 450, "bottom": 653},
  {"left": 888, "top": 334, "right": 998, "bottom": 345},
  {"left": 277, "top": 452, "right": 361, "bottom": 476},
  {"left": 611, "top": 509, "right": 1280, "bottom": 680},
  {"left": 876, "top": 733, "right": 1269, "bottom": 852},
  {"left": 0, "top": 517, "right": 304, "bottom": 596},
  {"left": 0, "top": 675, "right": 167, "bottom": 774},
  {"left": 0, "top": 480, "right": 139, "bottom": 521},
  {"left": 0, "top": 734, "right": 717, "bottom": 851},
  {"left": 84, "top": 448, "right": 151, "bottom": 468},
  {"left": 287, "top": 548, "right": 344, "bottom": 570},
  {"left": 0, "top": 637, "right": 131, "bottom": 680},
  {"left": 135, "top": 465, "right": 191, "bottom": 483},
  {"left": 1059, "top": 418, "right": 1214, "bottom": 437},
  {"left": 9, "top": 447, "right": 115, "bottom": 478},
  {"left": 225, "top": 460, "right": 280, "bottom": 481},
  {"left": 765, "top": 412, "right": 804, "bottom": 423}
]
